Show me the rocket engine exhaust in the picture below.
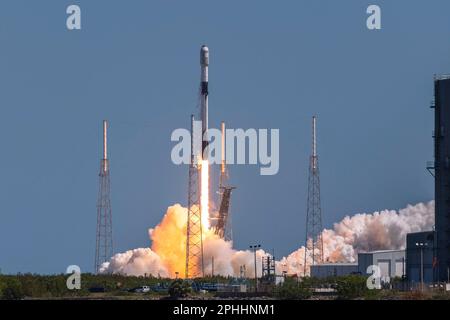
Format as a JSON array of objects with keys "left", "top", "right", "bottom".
[{"left": 101, "top": 201, "right": 435, "bottom": 278}]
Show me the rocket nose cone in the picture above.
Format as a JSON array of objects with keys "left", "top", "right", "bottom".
[{"left": 200, "top": 45, "right": 209, "bottom": 66}]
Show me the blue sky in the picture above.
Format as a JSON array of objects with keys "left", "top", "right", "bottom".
[{"left": 0, "top": 0, "right": 445, "bottom": 274}]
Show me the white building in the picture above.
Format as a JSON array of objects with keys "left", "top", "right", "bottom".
[
  {"left": 310, "top": 249, "right": 406, "bottom": 279},
  {"left": 358, "top": 249, "right": 406, "bottom": 279}
]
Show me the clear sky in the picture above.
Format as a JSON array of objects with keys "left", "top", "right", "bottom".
[{"left": 0, "top": 0, "right": 445, "bottom": 274}]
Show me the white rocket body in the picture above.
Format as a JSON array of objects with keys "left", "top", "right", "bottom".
[{"left": 200, "top": 45, "right": 209, "bottom": 159}]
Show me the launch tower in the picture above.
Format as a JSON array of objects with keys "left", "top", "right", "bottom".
[
  {"left": 186, "top": 46, "right": 210, "bottom": 278},
  {"left": 214, "top": 121, "right": 235, "bottom": 241}
]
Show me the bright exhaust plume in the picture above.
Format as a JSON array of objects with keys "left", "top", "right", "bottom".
[{"left": 100, "top": 201, "right": 435, "bottom": 278}]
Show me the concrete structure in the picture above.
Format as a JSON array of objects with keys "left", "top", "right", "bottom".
[
  {"left": 431, "top": 76, "right": 450, "bottom": 282},
  {"left": 406, "top": 231, "right": 436, "bottom": 284},
  {"left": 310, "top": 263, "right": 358, "bottom": 278},
  {"left": 358, "top": 250, "right": 406, "bottom": 279}
]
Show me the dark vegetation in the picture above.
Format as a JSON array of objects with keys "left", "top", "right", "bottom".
[
  {"left": 273, "top": 277, "right": 312, "bottom": 299},
  {"left": 168, "top": 279, "right": 192, "bottom": 298},
  {"left": 0, "top": 273, "right": 171, "bottom": 299},
  {"left": 1, "top": 273, "right": 449, "bottom": 300}
]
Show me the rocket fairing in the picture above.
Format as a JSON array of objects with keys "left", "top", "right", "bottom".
[{"left": 200, "top": 45, "right": 209, "bottom": 159}]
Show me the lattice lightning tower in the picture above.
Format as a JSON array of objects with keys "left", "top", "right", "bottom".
[
  {"left": 303, "top": 116, "right": 324, "bottom": 276},
  {"left": 95, "top": 120, "right": 113, "bottom": 273}
]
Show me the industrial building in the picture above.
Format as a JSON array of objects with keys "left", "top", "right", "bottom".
[
  {"left": 311, "top": 249, "right": 406, "bottom": 279},
  {"left": 399, "top": 75, "right": 450, "bottom": 285},
  {"left": 406, "top": 231, "right": 436, "bottom": 283},
  {"left": 430, "top": 75, "right": 450, "bottom": 282},
  {"left": 310, "top": 263, "right": 358, "bottom": 278},
  {"left": 358, "top": 250, "right": 406, "bottom": 279},
  {"left": 400, "top": 75, "right": 450, "bottom": 284}
]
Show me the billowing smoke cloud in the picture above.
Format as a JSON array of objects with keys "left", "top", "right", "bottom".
[
  {"left": 279, "top": 201, "right": 435, "bottom": 275},
  {"left": 100, "top": 203, "right": 266, "bottom": 277},
  {"left": 101, "top": 201, "right": 434, "bottom": 277},
  {"left": 101, "top": 248, "right": 169, "bottom": 277}
]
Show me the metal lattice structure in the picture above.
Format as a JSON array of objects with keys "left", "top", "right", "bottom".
[
  {"left": 185, "top": 115, "right": 204, "bottom": 278},
  {"left": 95, "top": 120, "right": 113, "bottom": 273},
  {"left": 214, "top": 121, "right": 235, "bottom": 242},
  {"left": 304, "top": 116, "right": 324, "bottom": 276},
  {"left": 215, "top": 186, "right": 236, "bottom": 240},
  {"left": 261, "top": 255, "right": 276, "bottom": 285}
]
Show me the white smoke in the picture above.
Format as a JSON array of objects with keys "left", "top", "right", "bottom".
[
  {"left": 101, "top": 201, "right": 434, "bottom": 278},
  {"left": 202, "top": 237, "right": 266, "bottom": 278},
  {"left": 100, "top": 248, "right": 169, "bottom": 277},
  {"left": 279, "top": 201, "right": 435, "bottom": 275}
]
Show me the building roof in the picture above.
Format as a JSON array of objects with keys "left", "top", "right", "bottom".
[
  {"left": 407, "top": 230, "right": 434, "bottom": 236},
  {"left": 359, "top": 249, "right": 405, "bottom": 254},
  {"left": 311, "top": 263, "right": 358, "bottom": 267}
]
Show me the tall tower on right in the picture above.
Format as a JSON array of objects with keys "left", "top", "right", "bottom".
[
  {"left": 303, "top": 116, "right": 324, "bottom": 276},
  {"left": 433, "top": 76, "right": 450, "bottom": 281}
]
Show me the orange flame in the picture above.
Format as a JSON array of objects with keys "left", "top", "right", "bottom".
[{"left": 150, "top": 159, "right": 213, "bottom": 278}]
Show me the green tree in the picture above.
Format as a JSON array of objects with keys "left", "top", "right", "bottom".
[
  {"left": 274, "top": 277, "right": 312, "bottom": 300},
  {"left": 335, "top": 275, "right": 368, "bottom": 299},
  {"left": 168, "top": 280, "right": 191, "bottom": 298},
  {"left": 2, "top": 278, "right": 25, "bottom": 300}
]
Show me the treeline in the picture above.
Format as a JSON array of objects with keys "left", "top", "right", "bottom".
[
  {"left": 3, "top": 273, "right": 443, "bottom": 300},
  {"left": 0, "top": 273, "right": 171, "bottom": 299},
  {"left": 0, "top": 273, "right": 390, "bottom": 300},
  {"left": 275, "top": 275, "right": 410, "bottom": 299},
  {"left": 275, "top": 275, "right": 450, "bottom": 300}
]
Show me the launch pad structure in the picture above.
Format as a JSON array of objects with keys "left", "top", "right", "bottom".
[
  {"left": 185, "top": 45, "right": 210, "bottom": 279},
  {"left": 185, "top": 45, "right": 236, "bottom": 278},
  {"left": 214, "top": 121, "right": 236, "bottom": 242},
  {"left": 185, "top": 115, "right": 205, "bottom": 279},
  {"left": 185, "top": 45, "right": 237, "bottom": 278},
  {"left": 261, "top": 254, "right": 276, "bottom": 285}
]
